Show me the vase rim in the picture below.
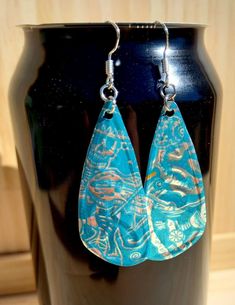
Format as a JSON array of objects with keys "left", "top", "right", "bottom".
[{"left": 18, "top": 22, "right": 207, "bottom": 30}]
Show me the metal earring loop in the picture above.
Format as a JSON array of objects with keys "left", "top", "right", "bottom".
[
  {"left": 160, "top": 83, "right": 176, "bottom": 100},
  {"left": 100, "top": 21, "right": 120, "bottom": 105}
]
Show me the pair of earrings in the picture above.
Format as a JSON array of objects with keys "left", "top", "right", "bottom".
[{"left": 78, "top": 21, "right": 206, "bottom": 267}]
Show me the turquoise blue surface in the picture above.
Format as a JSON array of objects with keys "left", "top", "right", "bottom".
[{"left": 78, "top": 100, "right": 206, "bottom": 266}]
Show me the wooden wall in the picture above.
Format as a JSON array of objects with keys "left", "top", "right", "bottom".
[{"left": 0, "top": 0, "right": 235, "bottom": 294}]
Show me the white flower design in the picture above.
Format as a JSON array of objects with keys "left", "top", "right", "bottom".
[{"left": 169, "top": 229, "right": 184, "bottom": 243}]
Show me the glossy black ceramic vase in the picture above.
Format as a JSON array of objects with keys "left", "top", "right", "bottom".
[{"left": 9, "top": 23, "right": 220, "bottom": 305}]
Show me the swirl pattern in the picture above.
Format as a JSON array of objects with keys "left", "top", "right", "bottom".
[{"left": 78, "top": 101, "right": 206, "bottom": 266}]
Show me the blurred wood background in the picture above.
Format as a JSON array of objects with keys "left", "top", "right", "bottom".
[{"left": 0, "top": 0, "right": 235, "bottom": 295}]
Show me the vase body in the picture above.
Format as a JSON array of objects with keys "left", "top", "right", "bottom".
[{"left": 9, "top": 23, "right": 219, "bottom": 305}]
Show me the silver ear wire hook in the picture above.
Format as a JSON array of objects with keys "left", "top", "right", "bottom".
[
  {"left": 154, "top": 21, "right": 169, "bottom": 85},
  {"left": 107, "top": 21, "right": 120, "bottom": 60},
  {"left": 100, "top": 21, "right": 120, "bottom": 110},
  {"left": 154, "top": 21, "right": 176, "bottom": 109},
  {"left": 154, "top": 21, "right": 169, "bottom": 86}
]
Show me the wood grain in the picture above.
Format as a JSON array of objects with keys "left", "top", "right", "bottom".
[
  {"left": 0, "top": 166, "right": 29, "bottom": 253},
  {"left": 210, "top": 233, "right": 235, "bottom": 270},
  {"left": 0, "top": 253, "right": 35, "bottom": 295},
  {"left": 0, "top": 293, "right": 38, "bottom": 305},
  {"left": 207, "top": 268, "right": 235, "bottom": 305}
]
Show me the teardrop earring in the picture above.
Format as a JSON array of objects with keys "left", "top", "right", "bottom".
[
  {"left": 144, "top": 21, "right": 207, "bottom": 260},
  {"left": 78, "top": 21, "right": 149, "bottom": 266}
]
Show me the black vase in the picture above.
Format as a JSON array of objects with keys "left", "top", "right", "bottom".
[{"left": 9, "top": 23, "right": 220, "bottom": 305}]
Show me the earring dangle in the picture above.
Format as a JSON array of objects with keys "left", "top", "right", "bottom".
[
  {"left": 144, "top": 21, "right": 207, "bottom": 260},
  {"left": 78, "top": 21, "right": 149, "bottom": 266}
]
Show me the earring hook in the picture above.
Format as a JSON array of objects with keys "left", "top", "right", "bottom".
[
  {"left": 106, "top": 20, "right": 120, "bottom": 60},
  {"left": 100, "top": 21, "right": 120, "bottom": 109},
  {"left": 154, "top": 21, "right": 176, "bottom": 103},
  {"left": 154, "top": 21, "right": 169, "bottom": 86}
]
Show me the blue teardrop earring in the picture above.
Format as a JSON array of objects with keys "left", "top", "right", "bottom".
[
  {"left": 144, "top": 21, "right": 207, "bottom": 260},
  {"left": 78, "top": 21, "right": 149, "bottom": 266}
]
